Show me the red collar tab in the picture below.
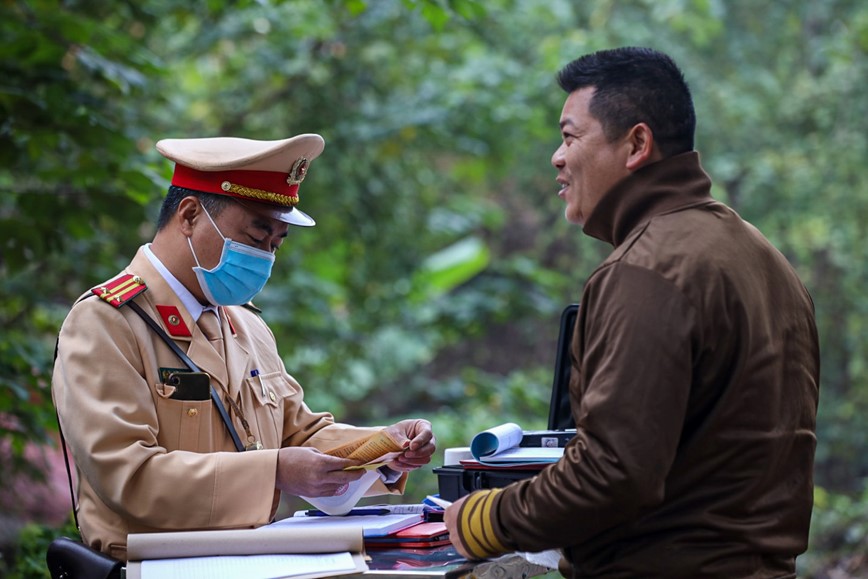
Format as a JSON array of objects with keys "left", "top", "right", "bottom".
[
  {"left": 224, "top": 308, "right": 237, "bottom": 336},
  {"left": 155, "top": 305, "right": 192, "bottom": 337},
  {"left": 92, "top": 274, "right": 147, "bottom": 308},
  {"left": 171, "top": 164, "right": 301, "bottom": 207}
]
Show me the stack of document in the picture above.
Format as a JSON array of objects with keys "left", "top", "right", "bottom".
[
  {"left": 462, "top": 422, "right": 564, "bottom": 468},
  {"left": 365, "top": 522, "right": 450, "bottom": 549},
  {"left": 278, "top": 509, "right": 424, "bottom": 538},
  {"left": 127, "top": 509, "right": 429, "bottom": 579},
  {"left": 126, "top": 526, "right": 367, "bottom": 579}
]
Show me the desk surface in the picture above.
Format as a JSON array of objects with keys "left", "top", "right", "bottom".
[{"left": 343, "top": 546, "right": 554, "bottom": 578}]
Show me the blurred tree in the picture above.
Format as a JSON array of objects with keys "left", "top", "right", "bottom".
[
  {"left": 0, "top": 0, "right": 166, "bottom": 497},
  {"left": 1, "top": 0, "right": 866, "bottom": 575}
]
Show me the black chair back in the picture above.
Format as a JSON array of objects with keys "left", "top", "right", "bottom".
[{"left": 46, "top": 537, "right": 122, "bottom": 579}]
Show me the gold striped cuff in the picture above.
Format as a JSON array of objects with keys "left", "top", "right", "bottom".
[{"left": 457, "top": 489, "right": 509, "bottom": 559}]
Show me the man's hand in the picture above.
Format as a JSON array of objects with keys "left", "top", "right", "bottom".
[
  {"left": 444, "top": 495, "right": 473, "bottom": 559},
  {"left": 275, "top": 446, "right": 364, "bottom": 497},
  {"left": 383, "top": 419, "right": 436, "bottom": 471}
]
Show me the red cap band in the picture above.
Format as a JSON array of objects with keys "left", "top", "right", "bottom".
[{"left": 171, "top": 164, "right": 300, "bottom": 207}]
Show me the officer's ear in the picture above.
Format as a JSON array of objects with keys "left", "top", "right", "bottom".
[{"left": 177, "top": 196, "right": 202, "bottom": 236}]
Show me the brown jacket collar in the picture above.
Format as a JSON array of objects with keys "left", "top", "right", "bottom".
[{"left": 583, "top": 151, "right": 716, "bottom": 247}]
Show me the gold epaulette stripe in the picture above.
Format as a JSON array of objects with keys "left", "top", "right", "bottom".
[
  {"left": 221, "top": 182, "right": 299, "bottom": 207},
  {"left": 113, "top": 285, "right": 143, "bottom": 304},
  {"left": 102, "top": 277, "right": 140, "bottom": 298},
  {"left": 94, "top": 275, "right": 146, "bottom": 307}
]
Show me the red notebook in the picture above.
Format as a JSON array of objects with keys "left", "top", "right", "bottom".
[{"left": 365, "top": 522, "right": 450, "bottom": 549}]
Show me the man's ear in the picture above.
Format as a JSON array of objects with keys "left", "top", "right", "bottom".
[
  {"left": 176, "top": 196, "right": 201, "bottom": 236},
  {"left": 624, "top": 123, "right": 660, "bottom": 171}
]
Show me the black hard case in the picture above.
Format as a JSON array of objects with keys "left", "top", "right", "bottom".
[{"left": 434, "top": 304, "right": 578, "bottom": 501}]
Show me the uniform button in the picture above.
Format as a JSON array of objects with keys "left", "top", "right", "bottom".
[
  {"left": 187, "top": 408, "right": 199, "bottom": 417},
  {"left": 269, "top": 391, "right": 276, "bottom": 402}
]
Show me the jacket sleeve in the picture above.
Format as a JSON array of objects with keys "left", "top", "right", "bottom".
[{"left": 474, "top": 263, "right": 698, "bottom": 553}]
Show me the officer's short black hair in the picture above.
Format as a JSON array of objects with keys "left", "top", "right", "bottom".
[
  {"left": 156, "top": 186, "right": 232, "bottom": 231},
  {"left": 557, "top": 47, "right": 696, "bottom": 157}
]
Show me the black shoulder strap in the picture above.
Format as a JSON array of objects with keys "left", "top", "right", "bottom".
[
  {"left": 127, "top": 301, "right": 245, "bottom": 452},
  {"left": 54, "top": 328, "right": 86, "bottom": 536},
  {"left": 241, "top": 301, "right": 262, "bottom": 314},
  {"left": 55, "top": 383, "right": 82, "bottom": 536}
]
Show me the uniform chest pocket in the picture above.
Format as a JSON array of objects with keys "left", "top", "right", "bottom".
[
  {"left": 165, "top": 371, "right": 211, "bottom": 401},
  {"left": 154, "top": 385, "right": 215, "bottom": 452},
  {"left": 245, "top": 371, "right": 295, "bottom": 448}
]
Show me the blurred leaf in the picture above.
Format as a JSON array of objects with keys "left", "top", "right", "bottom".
[
  {"left": 1, "top": 2, "right": 867, "bottom": 576},
  {"left": 414, "top": 236, "right": 491, "bottom": 297}
]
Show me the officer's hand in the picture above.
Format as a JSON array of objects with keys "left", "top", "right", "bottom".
[
  {"left": 444, "top": 495, "right": 474, "bottom": 559},
  {"left": 275, "top": 446, "right": 364, "bottom": 497},
  {"left": 383, "top": 419, "right": 436, "bottom": 472}
]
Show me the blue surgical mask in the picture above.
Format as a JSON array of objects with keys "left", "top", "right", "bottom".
[{"left": 189, "top": 208, "right": 276, "bottom": 306}]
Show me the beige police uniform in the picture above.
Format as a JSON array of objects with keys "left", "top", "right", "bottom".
[{"left": 52, "top": 135, "right": 406, "bottom": 560}]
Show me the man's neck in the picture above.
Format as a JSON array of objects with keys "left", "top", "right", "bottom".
[{"left": 150, "top": 231, "right": 209, "bottom": 306}]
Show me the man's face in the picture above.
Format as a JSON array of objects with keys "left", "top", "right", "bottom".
[
  {"left": 195, "top": 199, "right": 290, "bottom": 269},
  {"left": 552, "top": 87, "right": 632, "bottom": 226}
]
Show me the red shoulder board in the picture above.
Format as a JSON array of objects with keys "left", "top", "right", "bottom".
[{"left": 91, "top": 274, "right": 147, "bottom": 308}]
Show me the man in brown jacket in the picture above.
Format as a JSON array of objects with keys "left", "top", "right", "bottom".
[
  {"left": 52, "top": 134, "right": 436, "bottom": 560},
  {"left": 445, "top": 47, "right": 820, "bottom": 578}
]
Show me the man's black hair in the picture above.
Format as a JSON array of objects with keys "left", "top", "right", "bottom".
[
  {"left": 557, "top": 46, "right": 696, "bottom": 157},
  {"left": 156, "top": 186, "right": 232, "bottom": 231}
]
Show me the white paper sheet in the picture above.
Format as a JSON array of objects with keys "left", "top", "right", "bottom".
[
  {"left": 299, "top": 468, "right": 380, "bottom": 515},
  {"left": 141, "top": 552, "right": 357, "bottom": 579}
]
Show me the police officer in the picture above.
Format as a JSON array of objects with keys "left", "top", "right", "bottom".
[{"left": 52, "top": 134, "right": 436, "bottom": 560}]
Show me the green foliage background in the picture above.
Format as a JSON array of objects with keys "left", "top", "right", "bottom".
[{"left": 1, "top": 0, "right": 866, "bottom": 576}]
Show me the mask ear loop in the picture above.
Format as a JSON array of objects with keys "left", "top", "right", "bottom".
[
  {"left": 188, "top": 236, "right": 203, "bottom": 268},
  {"left": 200, "top": 205, "right": 227, "bottom": 239},
  {"left": 188, "top": 205, "right": 226, "bottom": 269}
]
